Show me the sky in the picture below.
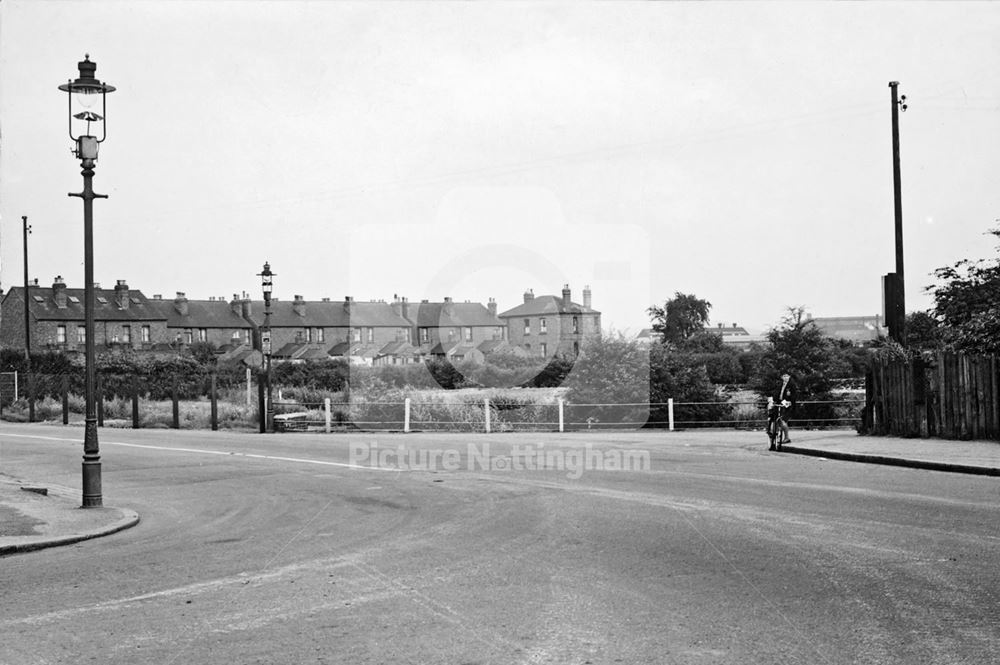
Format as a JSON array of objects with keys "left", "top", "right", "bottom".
[{"left": 1, "top": 2, "right": 999, "bottom": 335}]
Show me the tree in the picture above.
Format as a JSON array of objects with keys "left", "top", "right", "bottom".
[
  {"left": 904, "top": 311, "right": 942, "bottom": 351},
  {"left": 926, "top": 226, "right": 1000, "bottom": 354},
  {"left": 564, "top": 334, "right": 651, "bottom": 425},
  {"left": 751, "top": 307, "right": 842, "bottom": 425},
  {"left": 647, "top": 292, "right": 712, "bottom": 346}
]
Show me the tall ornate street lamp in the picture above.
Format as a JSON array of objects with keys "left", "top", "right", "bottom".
[
  {"left": 258, "top": 262, "right": 275, "bottom": 432},
  {"left": 60, "top": 54, "right": 115, "bottom": 508}
]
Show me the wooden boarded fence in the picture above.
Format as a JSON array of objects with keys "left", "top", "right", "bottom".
[{"left": 864, "top": 351, "right": 1000, "bottom": 440}]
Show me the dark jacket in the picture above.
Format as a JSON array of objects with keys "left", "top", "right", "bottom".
[{"left": 772, "top": 378, "right": 797, "bottom": 411}]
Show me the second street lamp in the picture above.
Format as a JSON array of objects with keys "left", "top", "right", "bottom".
[
  {"left": 60, "top": 54, "right": 115, "bottom": 508},
  {"left": 258, "top": 262, "right": 275, "bottom": 432}
]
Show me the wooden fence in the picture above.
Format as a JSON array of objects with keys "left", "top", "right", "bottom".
[{"left": 864, "top": 351, "right": 1000, "bottom": 440}]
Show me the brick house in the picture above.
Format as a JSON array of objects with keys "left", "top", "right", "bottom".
[
  {"left": 0, "top": 277, "right": 170, "bottom": 352},
  {"left": 499, "top": 285, "right": 601, "bottom": 358},
  {"left": 149, "top": 292, "right": 255, "bottom": 350},
  {"left": 239, "top": 296, "right": 412, "bottom": 362},
  {"left": 392, "top": 296, "right": 505, "bottom": 356}
]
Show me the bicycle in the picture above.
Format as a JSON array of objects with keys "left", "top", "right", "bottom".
[{"left": 766, "top": 397, "right": 790, "bottom": 451}]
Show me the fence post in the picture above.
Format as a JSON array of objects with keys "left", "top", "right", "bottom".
[
  {"left": 97, "top": 374, "right": 104, "bottom": 427},
  {"left": 558, "top": 398, "right": 564, "bottom": 433},
  {"left": 62, "top": 375, "right": 70, "bottom": 425},
  {"left": 132, "top": 380, "right": 140, "bottom": 429},
  {"left": 171, "top": 380, "right": 180, "bottom": 429},
  {"left": 14, "top": 370, "right": 19, "bottom": 401},
  {"left": 404, "top": 397, "right": 411, "bottom": 433},
  {"left": 210, "top": 373, "right": 218, "bottom": 432},
  {"left": 668, "top": 398, "right": 675, "bottom": 431},
  {"left": 27, "top": 372, "right": 35, "bottom": 423},
  {"left": 324, "top": 397, "right": 332, "bottom": 433},
  {"left": 484, "top": 397, "right": 491, "bottom": 434},
  {"left": 246, "top": 367, "right": 252, "bottom": 407}
]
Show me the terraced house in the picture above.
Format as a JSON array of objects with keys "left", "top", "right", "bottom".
[
  {"left": 391, "top": 296, "right": 508, "bottom": 363},
  {"left": 0, "top": 277, "right": 169, "bottom": 352},
  {"left": 2, "top": 277, "right": 602, "bottom": 365}
]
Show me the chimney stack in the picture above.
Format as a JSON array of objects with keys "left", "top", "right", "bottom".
[
  {"left": 523, "top": 288, "right": 534, "bottom": 303},
  {"left": 562, "top": 284, "right": 571, "bottom": 307},
  {"left": 391, "top": 295, "right": 409, "bottom": 320},
  {"left": 230, "top": 294, "right": 242, "bottom": 317},
  {"left": 174, "top": 291, "right": 189, "bottom": 316},
  {"left": 293, "top": 294, "right": 306, "bottom": 317},
  {"left": 583, "top": 285, "right": 592, "bottom": 309},
  {"left": 115, "top": 280, "right": 130, "bottom": 310},
  {"left": 487, "top": 297, "right": 497, "bottom": 318},
  {"left": 52, "top": 276, "right": 68, "bottom": 309}
]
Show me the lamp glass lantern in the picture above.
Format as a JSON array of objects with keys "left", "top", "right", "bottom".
[
  {"left": 58, "top": 54, "right": 115, "bottom": 161},
  {"left": 259, "top": 262, "right": 274, "bottom": 304}
]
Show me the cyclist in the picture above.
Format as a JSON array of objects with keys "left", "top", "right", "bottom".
[{"left": 767, "top": 372, "right": 796, "bottom": 450}]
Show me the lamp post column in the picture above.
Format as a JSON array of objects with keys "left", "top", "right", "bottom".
[
  {"left": 265, "top": 304, "right": 273, "bottom": 432},
  {"left": 70, "top": 157, "right": 107, "bottom": 507}
]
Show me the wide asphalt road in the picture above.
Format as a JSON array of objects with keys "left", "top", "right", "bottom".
[{"left": 1, "top": 423, "right": 998, "bottom": 664}]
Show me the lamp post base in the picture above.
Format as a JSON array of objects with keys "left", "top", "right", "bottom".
[
  {"left": 82, "top": 418, "right": 102, "bottom": 507},
  {"left": 82, "top": 460, "right": 102, "bottom": 507}
]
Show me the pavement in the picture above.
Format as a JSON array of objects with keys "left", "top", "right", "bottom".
[
  {"left": 0, "top": 474, "right": 139, "bottom": 556},
  {"left": 1, "top": 430, "right": 998, "bottom": 557}
]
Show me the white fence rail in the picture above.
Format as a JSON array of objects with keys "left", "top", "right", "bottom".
[{"left": 268, "top": 397, "right": 866, "bottom": 433}]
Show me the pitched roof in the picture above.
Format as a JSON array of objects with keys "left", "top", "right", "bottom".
[
  {"left": 241, "top": 299, "right": 409, "bottom": 328},
  {"left": 8, "top": 285, "right": 165, "bottom": 322},
  {"left": 149, "top": 298, "right": 251, "bottom": 328},
  {"left": 378, "top": 340, "right": 417, "bottom": 356},
  {"left": 498, "top": 295, "right": 600, "bottom": 318},
  {"left": 405, "top": 301, "right": 502, "bottom": 328}
]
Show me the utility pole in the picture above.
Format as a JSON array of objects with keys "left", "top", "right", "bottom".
[
  {"left": 888, "top": 82, "right": 907, "bottom": 344},
  {"left": 22, "top": 216, "right": 34, "bottom": 422},
  {"left": 22, "top": 216, "right": 31, "bottom": 361}
]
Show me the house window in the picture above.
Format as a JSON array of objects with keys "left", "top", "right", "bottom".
[
  {"left": 523, "top": 319, "right": 531, "bottom": 335},
  {"left": 317, "top": 328, "right": 325, "bottom": 343},
  {"left": 448, "top": 328, "right": 456, "bottom": 342},
  {"left": 495, "top": 326, "right": 504, "bottom": 340},
  {"left": 141, "top": 325, "right": 151, "bottom": 343},
  {"left": 541, "top": 342, "right": 547, "bottom": 356},
  {"left": 305, "top": 327, "right": 313, "bottom": 343},
  {"left": 122, "top": 325, "right": 131, "bottom": 344},
  {"left": 572, "top": 316, "right": 579, "bottom": 334},
  {"left": 57, "top": 325, "right": 67, "bottom": 344},
  {"left": 367, "top": 327, "right": 374, "bottom": 343},
  {"left": 352, "top": 328, "right": 361, "bottom": 343},
  {"left": 540, "top": 318, "right": 547, "bottom": 334},
  {"left": 198, "top": 328, "right": 207, "bottom": 342},
  {"left": 464, "top": 327, "right": 472, "bottom": 342},
  {"left": 232, "top": 331, "right": 241, "bottom": 342},
  {"left": 184, "top": 329, "right": 193, "bottom": 345},
  {"left": 419, "top": 327, "right": 429, "bottom": 343},
  {"left": 77, "top": 325, "right": 86, "bottom": 343}
]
